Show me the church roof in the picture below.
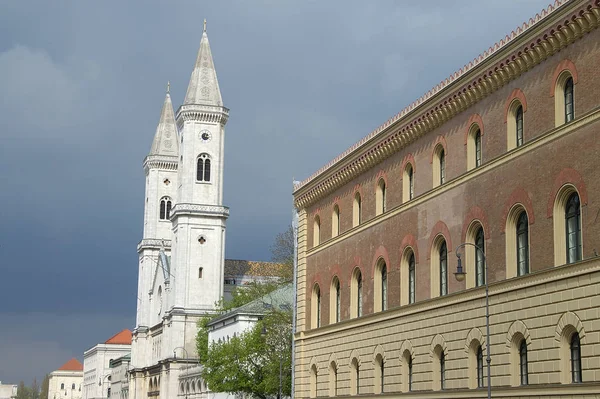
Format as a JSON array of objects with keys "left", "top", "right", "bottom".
[
  {"left": 105, "top": 329, "right": 132, "bottom": 345},
  {"left": 224, "top": 259, "right": 288, "bottom": 278},
  {"left": 183, "top": 23, "right": 223, "bottom": 106},
  {"left": 149, "top": 88, "right": 178, "bottom": 157},
  {"left": 58, "top": 358, "right": 83, "bottom": 371}
]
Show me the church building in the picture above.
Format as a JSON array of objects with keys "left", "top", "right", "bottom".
[
  {"left": 293, "top": 0, "right": 600, "bottom": 398},
  {"left": 129, "top": 22, "right": 281, "bottom": 399}
]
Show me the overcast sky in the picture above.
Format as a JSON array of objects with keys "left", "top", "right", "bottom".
[{"left": 0, "top": 0, "right": 553, "bottom": 385}]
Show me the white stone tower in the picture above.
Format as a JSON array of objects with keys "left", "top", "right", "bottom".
[{"left": 130, "top": 22, "right": 229, "bottom": 399}]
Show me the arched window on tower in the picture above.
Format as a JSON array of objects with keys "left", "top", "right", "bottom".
[
  {"left": 196, "top": 153, "right": 211, "bottom": 182},
  {"left": 159, "top": 197, "right": 172, "bottom": 220}
]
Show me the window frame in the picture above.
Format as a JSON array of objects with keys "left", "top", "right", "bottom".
[
  {"left": 516, "top": 105, "right": 524, "bottom": 147},
  {"left": 408, "top": 253, "right": 416, "bottom": 304},
  {"left": 439, "top": 241, "right": 448, "bottom": 296},
  {"left": 474, "top": 129, "right": 482, "bottom": 167},
  {"left": 519, "top": 340, "right": 528, "bottom": 386},
  {"left": 477, "top": 345, "right": 484, "bottom": 388},
  {"left": 196, "top": 153, "right": 212, "bottom": 182},
  {"left": 516, "top": 211, "right": 529, "bottom": 276},
  {"left": 475, "top": 227, "right": 486, "bottom": 287},
  {"left": 564, "top": 76, "right": 574, "bottom": 123},
  {"left": 565, "top": 192, "right": 582, "bottom": 264},
  {"left": 571, "top": 333, "right": 582, "bottom": 383}
]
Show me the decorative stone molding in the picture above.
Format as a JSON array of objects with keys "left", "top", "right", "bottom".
[
  {"left": 554, "top": 311, "right": 586, "bottom": 342},
  {"left": 143, "top": 155, "right": 178, "bottom": 172},
  {"left": 170, "top": 203, "right": 230, "bottom": 218},
  {"left": 137, "top": 239, "right": 172, "bottom": 252},
  {"left": 372, "top": 344, "right": 386, "bottom": 362},
  {"left": 430, "top": 334, "right": 448, "bottom": 358},
  {"left": 464, "top": 327, "right": 485, "bottom": 353},
  {"left": 348, "top": 349, "right": 361, "bottom": 366},
  {"left": 505, "top": 319, "right": 532, "bottom": 347},
  {"left": 176, "top": 104, "right": 229, "bottom": 127},
  {"left": 294, "top": 0, "right": 600, "bottom": 209}
]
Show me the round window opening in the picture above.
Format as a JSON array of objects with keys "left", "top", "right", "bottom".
[{"left": 198, "top": 236, "right": 206, "bottom": 244}]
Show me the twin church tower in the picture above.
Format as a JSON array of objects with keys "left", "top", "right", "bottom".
[{"left": 131, "top": 24, "right": 229, "bottom": 398}]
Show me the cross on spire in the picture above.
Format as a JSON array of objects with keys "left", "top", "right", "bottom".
[
  {"left": 203, "top": 19, "right": 207, "bottom": 32},
  {"left": 166, "top": 81, "right": 170, "bottom": 94}
]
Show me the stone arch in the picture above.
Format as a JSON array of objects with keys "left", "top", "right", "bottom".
[
  {"left": 461, "top": 206, "right": 491, "bottom": 245},
  {"left": 550, "top": 58, "right": 578, "bottom": 97},
  {"left": 400, "top": 234, "right": 419, "bottom": 261},
  {"left": 506, "top": 319, "right": 532, "bottom": 347},
  {"left": 399, "top": 339, "right": 415, "bottom": 359},
  {"left": 428, "top": 220, "right": 452, "bottom": 259},
  {"left": 430, "top": 334, "right": 448, "bottom": 358},
  {"left": 308, "top": 356, "right": 318, "bottom": 373},
  {"left": 430, "top": 135, "right": 448, "bottom": 163},
  {"left": 555, "top": 311, "right": 586, "bottom": 343},
  {"left": 501, "top": 187, "right": 535, "bottom": 232},
  {"left": 547, "top": 168, "right": 588, "bottom": 218},
  {"left": 465, "top": 327, "right": 485, "bottom": 353},
  {"left": 370, "top": 245, "right": 391, "bottom": 276},
  {"left": 401, "top": 153, "right": 416, "bottom": 173},
  {"left": 504, "top": 88, "right": 528, "bottom": 122},
  {"left": 328, "top": 352, "right": 339, "bottom": 369},
  {"left": 349, "top": 349, "right": 361, "bottom": 367},
  {"left": 373, "top": 344, "right": 386, "bottom": 362},
  {"left": 375, "top": 170, "right": 388, "bottom": 188},
  {"left": 464, "top": 113, "right": 485, "bottom": 145}
]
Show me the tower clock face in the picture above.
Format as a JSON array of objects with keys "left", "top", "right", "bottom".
[{"left": 199, "top": 130, "right": 212, "bottom": 142}]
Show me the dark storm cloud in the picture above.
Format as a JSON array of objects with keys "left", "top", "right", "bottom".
[{"left": 0, "top": 0, "right": 552, "bottom": 384}]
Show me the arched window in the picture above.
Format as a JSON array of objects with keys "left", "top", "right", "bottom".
[
  {"left": 61, "top": 384, "right": 64, "bottom": 390},
  {"left": 351, "top": 268, "right": 363, "bottom": 318},
  {"left": 350, "top": 358, "right": 360, "bottom": 395},
  {"left": 519, "top": 340, "right": 528, "bottom": 385},
  {"left": 374, "top": 355, "right": 384, "bottom": 394},
  {"left": 475, "top": 227, "right": 485, "bottom": 287},
  {"left": 332, "top": 205, "right": 340, "bottom": 237},
  {"left": 432, "top": 144, "right": 446, "bottom": 187},
  {"left": 408, "top": 356, "right": 413, "bottom": 391},
  {"left": 196, "top": 154, "right": 211, "bottom": 182},
  {"left": 311, "top": 284, "right": 321, "bottom": 329},
  {"left": 517, "top": 212, "right": 529, "bottom": 276},
  {"left": 403, "top": 163, "right": 415, "bottom": 202},
  {"left": 516, "top": 105, "right": 524, "bottom": 147},
  {"left": 374, "top": 259, "right": 387, "bottom": 312},
  {"left": 477, "top": 345, "right": 484, "bottom": 388},
  {"left": 309, "top": 364, "right": 317, "bottom": 398},
  {"left": 329, "top": 362, "right": 338, "bottom": 397},
  {"left": 564, "top": 77, "right": 574, "bottom": 123},
  {"left": 474, "top": 129, "right": 482, "bottom": 167},
  {"left": 330, "top": 277, "right": 341, "bottom": 323},
  {"left": 409, "top": 252, "right": 416, "bottom": 304},
  {"left": 439, "top": 241, "right": 448, "bottom": 296},
  {"left": 565, "top": 192, "right": 582, "bottom": 264},
  {"left": 353, "top": 192, "right": 361, "bottom": 227},
  {"left": 571, "top": 333, "right": 582, "bottom": 383},
  {"left": 357, "top": 271, "right": 363, "bottom": 317},
  {"left": 376, "top": 178, "right": 386, "bottom": 215},
  {"left": 159, "top": 197, "right": 172, "bottom": 220},
  {"left": 313, "top": 215, "right": 320, "bottom": 247},
  {"left": 71, "top": 384, "right": 75, "bottom": 390}
]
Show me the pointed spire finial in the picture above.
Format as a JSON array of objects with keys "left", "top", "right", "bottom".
[
  {"left": 166, "top": 81, "right": 170, "bottom": 94},
  {"left": 203, "top": 19, "right": 207, "bottom": 32}
]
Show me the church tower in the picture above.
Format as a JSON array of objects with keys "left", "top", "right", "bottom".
[
  {"left": 166, "top": 21, "right": 229, "bottom": 355},
  {"left": 132, "top": 86, "right": 179, "bottom": 367}
]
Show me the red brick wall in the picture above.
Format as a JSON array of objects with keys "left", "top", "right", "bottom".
[{"left": 304, "top": 27, "right": 600, "bottom": 328}]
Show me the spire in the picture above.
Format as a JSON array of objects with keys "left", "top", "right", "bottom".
[
  {"left": 149, "top": 85, "right": 179, "bottom": 156},
  {"left": 183, "top": 24, "right": 223, "bottom": 106}
]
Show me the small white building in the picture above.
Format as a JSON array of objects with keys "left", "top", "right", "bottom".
[
  {"left": 0, "top": 382, "right": 17, "bottom": 399},
  {"left": 48, "top": 358, "right": 83, "bottom": 399},
  {"left": 109, "top": 354, "right": 130, "bottom": 399},
  {"left": 83, "top": 330, "right": 132, "bottom": 399}
]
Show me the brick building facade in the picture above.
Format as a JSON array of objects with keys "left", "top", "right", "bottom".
[{"left": 293, "top": 1, "right": 600, "bottom": 398}]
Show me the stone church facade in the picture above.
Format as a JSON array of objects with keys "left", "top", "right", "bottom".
[{"left": 293, "top": 0, "right": 600, "bottom": 398}]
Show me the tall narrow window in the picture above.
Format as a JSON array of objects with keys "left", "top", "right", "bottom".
[
  {"left": 316, "top": 287, "right": 321, "bottom": 328},
  {"left": 357, "top": 271, "right": 363, "bottom": 317},
  {"left": 332, "top": 205, "right": 340, "bottom": 237},
  {"left": 519, "top": 340, "right": 528, "bottom": 385},
  {"left": 571, "top": 333, "right": 582, "bottom": 383},
  {"left": 475, "top": 228, "right": 485, "bottom": 287},
  {"left": 403, "top": 163, "right": 415, "bottom": 202},
  {"left": 439, "top": 241, "right": 448, "bottom": 296},
  {"left": 409, "top": 253, "right": 416, "bottom": 304},
  {"left": 565, "top": 77, "right": 574, "bottom": 123},
  {"left": 477, "top": 345, "right": 484, "bottom": 388},
  {"left": 440, "top": 149, "right": 446, "bottom": 184},
  {"left": 196, "top": 154, "right": 211, "bottom": 182},
  {"left": 335, "top": 279, "right": 341, "bottom": 322},
  {"left": 376, "top": 179, "right": 386, "bottom": 215},
  {"left": 313, "top": 216, "right": 320, "bottom": 247},
  {"left": 475, "top": 129, "right": 482, "bottom": 167},
  {"left": 440, "top": 352, "right": 446, "bottom": 390},
  {"left": 517, "top": 212, "right": 529, "bottom": 276},
  {"left": 61, "top": 384, "right": 64, "bottom": 390},
  {"left": 381, "top": 265, "right": 388, "bottom": 311},
  {"left": 311, "top": 284, "right": 321, "bottom": 329},
  {"left": 353, "top": 192, "right": 362, "bottom": 227},
  {"left": 516, "top": 105, "right": 524, "bottom": 147},
  {"left": 409, "top": 167, "right": 414, "bottom": 199},
  {"left": 329, "top": 362, "right": 338, "bottom": 397},
  {"left": 408, "top": 357, "right": 413, "bottom": 391},
  {"left": 565, "top": 193, "right": 582, "bottom": 264},
  {"left": 159, "top": 197, "right": 172, "bottom": 220},
  {"left": 350, "top": 359, "right": 360, "bottom": 395}
]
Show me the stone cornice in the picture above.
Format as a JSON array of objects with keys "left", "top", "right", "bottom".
[
  {"left": 175, "top": 104, "right": 229, "bottom": 127},
  {"left": 143, "top": 155, "right": 178, "bottom": 172},
  {"left": 170, "top": 203, "right": 229, "bottom": 218},
  {"left": 293, "top": 0, "right": 600, "bottom": 209},
  {"left": 137, "top": 239, "right": 172, "bottom": 252}
]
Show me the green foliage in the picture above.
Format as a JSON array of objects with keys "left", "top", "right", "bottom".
[
  {"left": 39, "top": 375, "right": 49, "bottom": 399},
  {"left": 270, "top": 225, "right": 295, "bottom": 282},
  {"left": 200, "top": 311, "right": 292, "bottom": 399},
  {"left": 16, "top": 381, "right": 28, "bottom": 399}
]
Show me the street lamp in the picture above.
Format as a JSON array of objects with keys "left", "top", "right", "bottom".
[
  {"left": 454, "top": 243, "right": 491, "bottom": 399},
  {"left": 173, "top": 346, "right": 189, "bottom": 360}
]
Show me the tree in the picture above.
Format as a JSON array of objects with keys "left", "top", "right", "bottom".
[
  {"left": 16, "top": 381, "right": 29, "bottom": 399},
  {"left": 270, "top": 225, "right": 295, "bottom": 281},
  {"left": 30, "top": 379, "right": 39, "bottom": 399},
  {"left": 200, "top": 310, "right": 292, "bottom": 399},
  {"left": 39, "top": 375, "right": 50, "bottom": 399}
]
